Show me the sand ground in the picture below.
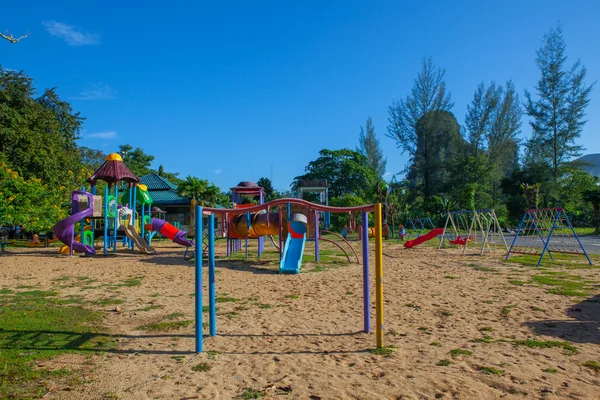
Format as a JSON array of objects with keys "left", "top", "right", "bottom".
[{"left": 1, "top": 240, "right": 599, "bottom": 400}]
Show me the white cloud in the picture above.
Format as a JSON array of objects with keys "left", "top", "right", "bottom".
[
  {"left": 384, "top": 172, "right": 392, "bottom": 177},
  {"left": 71, "top": 83, "right": 116, "bottom": 100},
  {"left": 42, "top": 20, "right": 99, "bottom": 46},
  {"left": 214, "top": 169, "right": 223, "bottom": 174},
  {"left": 88, "top": 131, "right": 117, "bottom": 139}
]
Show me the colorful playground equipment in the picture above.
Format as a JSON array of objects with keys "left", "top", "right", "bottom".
[
  {"left": 403, "top": 227, "right": 444, "bottom": 248},
  {"left": 193, "top": 199, "right": 385, "bottom": 353},
  {"left": 506, "top": 207, "right": 592, "bottom": 266},
  {"left": 438, "top": 209, "right": 508, "bottom": 255},
  {"left": 280, "top": 212, "right": 308, "bottom": 273},
  {"left": 53, "top": 153, "right": 193, "bottom": 256},
  {"left": 403, "top": 216, "right": 435, "bottom": 241}
]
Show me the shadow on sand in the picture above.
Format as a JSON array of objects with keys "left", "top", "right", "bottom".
[
  {"left": 524, "top": 294, "right": 600, "bottom": 345},
  {"left": 0, "top": 329, "right": 366, "bottom": 356}
]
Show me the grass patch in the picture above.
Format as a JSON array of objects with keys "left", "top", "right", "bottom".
[
  {"left": 216, "top": 296, "right": 240, "bottom": 303},
  {"left": 513, "top": 340, "right": 578, "bottom": 355},
  {"left": 171, "top": 355, "right": 185, "bottom": 363},
  {"left": 166, "top": 312, "right": 185, "bottom": 320},
  {"left": 206, "top": 350, "right": 220, "bottom": 360},
  {"left": 0, "top": 289, "right": 13, "bottom": 295},
  {"left": 284, "top": 295, "right": 300, "bottom": 299},
  {"left": 531, "top": 275, "right": 591, "bottom": 297},
  {"left": 437, "top": 359, "right": 452, "bottom": 366},
  {"left": 237, "top": 387, "right": 263, "bottom": 399},
  {"left": 542, "top": 368, "right": 558, "bottom": 374},
  {"left": 368, "top": 346, "right": 394, "bottom": 356},
  {"left": 257, "top": 303, "right": 272, "bottom": 309},
  {"left": 450, "top": 348, "right": 473, "bottom": 357},
  {"left": 501, "top": 305, "right": 515, "bottom": 317},
  {"left": 478, "top": 366, "right": 505, "bottom": 375},
  {"left": 582, "top": 361, "right": 600, "bottom": 372},
  {"left": 136, "top": 320, "right": 193, "bottom": 332},
  {"left": 430, "top": 342, "right": 441, "bottom": 347},
  {"left": 192, "top": 362, "right": 212, "bottom": 372},
  {"left": 444, "top": 275, "right": 457, "bottom": 279},
  {"left": 93, "top": 298, "right": 125, "bottom": 306},
  {"left": 479, "top": 326, "right": 493, "bottom": 332},
  {"left": 531, "top": 306, "right": 545, "bottom": 312},
  {"left": 473, "top": 335, "right": 494, "bottom": 344},
  {"left": 223, "top": 311, "right": 239, "bottom": 320},
  {"left": 0, "top": 291, "right": 115, "bottom": 398}
]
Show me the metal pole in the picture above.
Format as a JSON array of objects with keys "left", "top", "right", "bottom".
[
  {"left": 361, "top": 211, "right": 370, "bottom": 333},
  {"left": 314, "top": 210, "right": 319, "bottom": 262},
  {"left": 195, "top": 206, "right": 203, "bottom": 352},
  {"left": 208, "top": 213, "right": 216, "bottom": 336},
  {"left": 374, "top": 204, "right": 384, "bottom": 348}
]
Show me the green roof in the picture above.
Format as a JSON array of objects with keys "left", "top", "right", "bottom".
[
  {"left": 140, "top": 173, "right": 190, "bottom": 206},
  {"left": 140, "top": 173, "right": 178, "bottom": 191}
]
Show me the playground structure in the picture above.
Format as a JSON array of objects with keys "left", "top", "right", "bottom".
[
  {"left": 53, "top": 153, "right": 193, "bottom": 256},
  {"left": 403, "top": 216, "right": 435, "bottom": 241},
  {"left": 506, "top": 207, "right": 592, "bottom": 266},
  {"left": 193, "top": 199, "right": 385, "bottom": 352},
  {"left": 404, "top": 227, "right": 444, "bottom": 249},
  {"left": 438, "top": 209, "right": 508, "bottom": 254},
  {"left": 295, "top": 179, "right": 331, "bottom": 229},
  {"left": 224, "top": 181, "right": 359, "bottom": 269}
]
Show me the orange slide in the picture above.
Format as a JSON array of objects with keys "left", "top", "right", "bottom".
[{"left": 403, "top": 228, "right": 444, "bottom": 248}]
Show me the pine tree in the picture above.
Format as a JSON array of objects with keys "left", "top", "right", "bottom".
[
  {"left": 524, "top": 24, "right": 595, "bottom": 189},
  {"left": 357, "top": 117, "right": 386, "bottom": 177}
]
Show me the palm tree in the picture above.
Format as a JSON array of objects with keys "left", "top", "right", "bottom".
[{"left": 177, "top": 176, "right": 210, "bottom": 236}]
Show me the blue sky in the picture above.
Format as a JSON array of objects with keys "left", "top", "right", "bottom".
[{"left": 3, "top": 1, "right": 600, "bottom": 191}]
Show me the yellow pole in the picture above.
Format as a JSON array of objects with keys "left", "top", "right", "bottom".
[{"left": 374, "top": 203, "right": 384, "bottom": 348}]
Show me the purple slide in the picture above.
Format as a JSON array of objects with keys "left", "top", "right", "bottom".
[
  {"left": 151, "top": 218, "right": 194, "bottom": 247},
  {"left": 53, "top": 191, "right": 96, "bottom": 255}
]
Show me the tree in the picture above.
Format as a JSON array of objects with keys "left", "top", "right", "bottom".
[
  {"left": 0, "top": 158, "right": 67, "bottom": 232},
  {"left": 524, "top": 24, "right": 595, "bottom": 194},
  {"left": 257, "top": 177, "right": 275, "bottom": 201},
  {"left": 0, "top": 67, "right": 85, "bottom": 189},
  {"left": 118, "top": 144, "right": 154, "bottom": 178},
  {"left": 156, "top": 164, "right": 181, "bottom": 185},
  {"left": 292, "top": 149, "right": 378, "bottom": 199},
  {"left": 409, "top": 110, "right": 463, "bottom": 200},
  {"left": 357, "top": 117, "right": 386, "bottom": 177},
  {"left": 465, "top": 80, "right": 521, "bottom": 206},
  {"left": 176, "top": 176, "right": 221, "bottom": 206},
  {"left": 386, "top": 57, "right": 454, "bottom": 157}
]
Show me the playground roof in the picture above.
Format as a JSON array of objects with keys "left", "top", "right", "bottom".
[
  {"left": 140, "top": 173, "right": 189, "bottom": 206},
  {"left": 230, "top": 181, "right": 264, "bottom": 194},
  {"left": 87, "top": 153, "right": 140, "bottom": 186}
]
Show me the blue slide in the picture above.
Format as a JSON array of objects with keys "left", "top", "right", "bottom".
[{"left": 279, "top": 213, "right": 307, "bottom": 274}]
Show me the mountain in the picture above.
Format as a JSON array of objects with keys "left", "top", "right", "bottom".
[{"left": 575, "top": 154, "right": 600, "bottom": 177}]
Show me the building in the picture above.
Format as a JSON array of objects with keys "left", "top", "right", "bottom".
[{"left": 140, "top": 173, "right": 192, "bottom": 231}]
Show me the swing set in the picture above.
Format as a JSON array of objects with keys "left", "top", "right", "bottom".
[
  {"left": 505, "top": 208, "right": 592, "bottom": 266},
  {"left": 402, "top": 217, "right": 435, "bottom": 241},
  {"left": 438, "top": 209, "right": 508, "bottom": 254}
]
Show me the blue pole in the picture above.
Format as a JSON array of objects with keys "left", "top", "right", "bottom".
[
  {"left": 505, "top": 211, "right": 527, "bottom": 261},
  {"left": 287, "top": 202, "right": 291, "bottom": 220},
  {"left": 362, "top": 211, "right": 370, "bottom": 333},
  {"left": 141, "top": 204, "right": 145, "bottom": 241},
  {"left": 195, "top": 205, "right": 203, "bottom": 352},
  {"left": 538, "top": 211, "right": 561, "bottom": 267},
  {"left": 104, "top": 186, "right": 109, "bottom": 255},
  {"left": 562, "top": 210, "right": 593, "bottom": 265},
  {"left": 114, "top": 185, "right": 119, "bottom": 253},
  {"left": 208, "top": 213, "right": 216, "bottom": 336}
]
